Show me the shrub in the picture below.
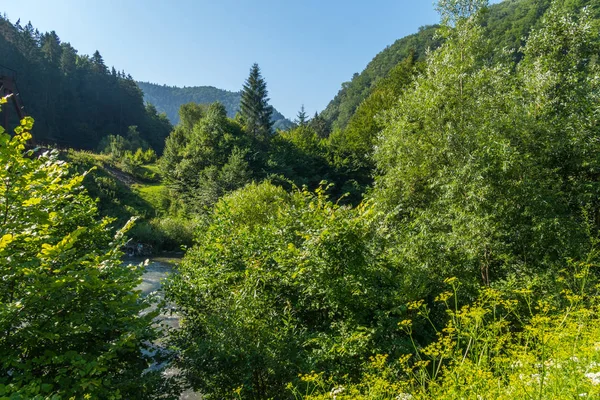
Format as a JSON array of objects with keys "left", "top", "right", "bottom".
[
  {"left": 164, "top": 182, "right": 408, "bottom": 399},
  {"left": 0, "top": 116, "right": 177, "bottom": 398},
  {"left": 151, "top": 216, "right": 196, "bottom": 250},
  {"left": 297, "top": 261, "right": 600, "bottom": 399},
  {"left": 127, "top": 217, "right": 197, "bottom": 252}
]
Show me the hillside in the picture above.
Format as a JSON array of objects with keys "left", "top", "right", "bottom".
[
  {"left": 137, "top": 81, "right": 294, "bottom": 131},
  {"left": 0, "top": 16, "right": 172, "bottom": 151},
  {"left": 321, "top": 25, "right": 440, "bottom": 131},
  {"left": 321, "top": 0, "right": 599, "bottom": 131}
]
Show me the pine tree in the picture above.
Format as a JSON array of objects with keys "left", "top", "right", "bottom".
[
  {"left": 91, "top": 50, "right": 108, "bottom": 74},
  {"left": 309, "top": 111, "right": 329, "bottom": 138},
  {"left": 239, "top": 63, "right": 273, "bottom": 139},
  {"left": 59, "top": 43, "right": 77, "bottom": 75},
  {"left": 295, "top": 104, "right": 308, "bottom": 126},
  {"left": 40, "top": 31, "right": 61, "bottom": 64}
]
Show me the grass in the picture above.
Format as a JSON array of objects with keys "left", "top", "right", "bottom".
[
  {"left": 65, "top": 149, "right": 196, "bottom": 252},
  {"left": 66, "top": 149, "right": 158, "bottom": 226},
  {"left": 132, "top": 183, "right": 169, "bottom": 214}
]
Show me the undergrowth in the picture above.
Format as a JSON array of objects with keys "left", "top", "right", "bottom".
[{"left": 292, "top": 260, "right": 600, "bottom": 399}]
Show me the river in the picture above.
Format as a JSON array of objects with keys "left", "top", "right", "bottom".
[{"left": 126, "top": 256, "right": 202, "bottom": 400}]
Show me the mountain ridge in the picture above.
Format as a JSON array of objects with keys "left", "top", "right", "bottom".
[{"left": 137, "top": 81, "right": 294, "bottom": 131}]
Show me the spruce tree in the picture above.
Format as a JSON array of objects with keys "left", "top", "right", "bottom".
[
  {"left": 91, "top": 50, "right": 108, "bottom": 74},
  {"left": 239, "top": 63, "right": 273, "bottom": 139},
  {"left": 309, "top": 111, "right": 329, "bottom": 138},
  {"left": 295, "top": 104, "right": 308, "bottom": 126}
]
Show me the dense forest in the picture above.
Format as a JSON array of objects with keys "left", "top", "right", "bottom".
[
  {"left": 2, "top": 0, "right": 600, "bottom": 399},
  {"left": 0, "top": 15, "right": 173, "bottom": 151},
  {"left": 137, "top": 81, "right": 294, "bottom": 131}
]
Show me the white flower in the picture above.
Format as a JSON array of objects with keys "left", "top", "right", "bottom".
[
  {"left": 396, "top": 394, "right": 414, "bottom": 400},
  {"left": 585, "top": 372, "right": 600, "bottom": 386},
  {"left": 330, "top": 386, "right": 345, "bottom": 399}
]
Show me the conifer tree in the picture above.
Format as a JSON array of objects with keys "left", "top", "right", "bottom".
[
  {"left": 91, "top": 50, "right": 108, "bottom": 74},
  {"left": 239, "top": 63, "right": 273, "bottom": 139},
  {"left": 295, "top": 104, "right": 308, "bottom": 126},
  {"left": 309, "top": 111, "right": 329, "bottom": 138}
]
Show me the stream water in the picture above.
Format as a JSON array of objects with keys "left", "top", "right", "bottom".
[{"left": 125, "top": 256, "right": 202, "bottom": 400}]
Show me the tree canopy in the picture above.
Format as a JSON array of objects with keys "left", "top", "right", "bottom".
[{"left": 0, "top": 115, "right": 176, "bottom": 398}]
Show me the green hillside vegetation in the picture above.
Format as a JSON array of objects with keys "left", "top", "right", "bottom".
[
  {"left": 327, "top": 53, "right": 421, "bottom": 189},
  {"left": 321, "top": 0, "right": 599, "bottom": 133},
  {"left": 0, "top": 16, "right": 172, "bottom": 151},
  {"left": 3, "top": 0, "right": 600, "bottom": 399},
  {"left": 137, "top": 80, "right": 294, "bottom": 131},
  {"left": 66, "top": 148, "right": 196, "bottom": 252},
  {"left": 321, "top": 25, "right": 440, "bottom": 132}
]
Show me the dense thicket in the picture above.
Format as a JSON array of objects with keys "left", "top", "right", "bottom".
[
  {"left": 160, "top": 102, "right": 253, "bottom": 214},
  {"left": 321, "top": 26, "right": 440, "bottom": 132},
  {"left": 159, "top": 99, "right": 349, "bottom": 215},
  {"left": 327, "top": 53, "right": 421, "bottom": 189},
  {"left": 374, "top": 0, "right": 600, "bottom": 293},
  {"left": 165, "top": 183, "right": 408, "bottom": 399},
  {"left": 137, "top": 81, "right": 293, "bottom": 130},
  {"left": 158, "top": 61, "right": 362, "bottom": 216},
  {"left": 0, "top": 16, "right": 172, "bottom": 151}
]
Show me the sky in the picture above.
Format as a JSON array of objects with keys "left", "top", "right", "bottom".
[{"left": 1, "top": 0, "right": 500, "bottom": 119}]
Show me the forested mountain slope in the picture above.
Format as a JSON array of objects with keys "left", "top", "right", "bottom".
[
  {"left": 322, "top": 0, "right": 599, "bottom": 131},
  {"left": 137, "top": 81, "right": 294, "bottom": 131},
  {"left": 0, "top": 16, "right": 172, "bottom": 151},
  {"left": 321, "top": 25, "right": 440, "bottom": 131}
]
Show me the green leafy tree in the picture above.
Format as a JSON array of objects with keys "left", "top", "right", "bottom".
[
  {"left": 0, "top": 114, "right": 177, "bottom": 398},
  {"left": 375, "top": 0, "right": 600, "bottom": 295},
  {"left": 328, "top": 52, "right": 419, "bottom": 191},
  {"left": 239, "top": 63, "right": 274, "bottom": 140},
  {"left": 266, "top": 125, "right": 336, "bottom": 190},
  {"left": 178, "top": 102, "right": 207, "bottom": 131},
  {"left": 160, "top": 102, "right": 252, "bottom": 213},
  {"left": 165, "top": 182, "right": 407, "bottom": 399}
]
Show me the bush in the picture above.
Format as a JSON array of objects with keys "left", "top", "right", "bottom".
[
  {"left": 151, "top": 216, "right": 196, "bottom": 250},
  {"left": 164, "top": 182, "right": 408, "bottom": 399},
  {"left": 128, "top": 217, "right": 197, "bottom": 252},
  {"left": 0, "top": 116, "right": 178, "bottom": 398},
  {"left": 297, "top": 261, "right": 600, "bottom": 399}
]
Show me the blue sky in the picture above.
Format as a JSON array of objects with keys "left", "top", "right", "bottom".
[{"left": 2, "top": 1, "right": 500, "bottom": 119}]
